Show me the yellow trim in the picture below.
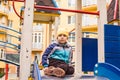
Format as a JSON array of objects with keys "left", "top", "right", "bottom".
[
  {"left": 34, "top": 20, "right": 54, "bottom": 24},
  {"left": 34, "top": 12, "right": 60, "bottom": 17},
  {"left": 108, "top": 20, "right": 120, "bottom": 24},
  {"left": 82, "top": 5, "right": 97, "bottom": 12},
  {"left": 0, "top": 11, "right": 8, "bottom": 17},
  {"left": 28, "top": 77, "right": 33, "bottom": 80},
  {"left": 82, "top": 25, "right": 97, "bottom": 32},
  {"left": 82, "top": 4, "right": 109, "bottom": 12}
]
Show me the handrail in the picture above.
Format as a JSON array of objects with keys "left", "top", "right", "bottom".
[
  {"left": 0, "top": 58, "right": 19, "bottom": 66},
  {"left": 0, "top": 25, "right": 21, "bottom": 34},
  {"left": 0, "top": 40, "right": 18, "bottom": 48},
  {"left": 0, "top": 32, "right": 20, "bottom": 39},
  {"left": 0, "top": 44, "right": 18, "bottom": 50},
  {"left": 33, "top": 61, "right": 42, "bottom": 80}
]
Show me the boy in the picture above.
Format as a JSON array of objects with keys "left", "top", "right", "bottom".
[{"left": 42, "top": 29, "right": 74, "bottom": 77}]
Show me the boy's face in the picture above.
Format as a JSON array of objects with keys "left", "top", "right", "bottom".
[{"left": 57, "top": 34, "right": 68, "bottom": 44}]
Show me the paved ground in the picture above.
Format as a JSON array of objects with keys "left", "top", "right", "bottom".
[
  {"left": 0, "top": 71, "right": 109, "bottom": 80},
  {"left": 40, "top": 70, "right": 109, "bottom": 80}
]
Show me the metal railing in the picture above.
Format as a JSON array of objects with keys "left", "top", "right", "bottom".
[{"left": 32, "top": 61, "right": 42, "bottom": 80}]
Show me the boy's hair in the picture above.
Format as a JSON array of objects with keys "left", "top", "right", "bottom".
[{"left": 57, "top": 28, "right": 69, "bottom": 38}]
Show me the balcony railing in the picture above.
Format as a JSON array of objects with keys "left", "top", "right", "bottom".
[
  {"left": 32, "top": 43, "right": 43, "bottom": 50},
  {"left": 0, "top": 5, "right": 9, "bottom": 14}
]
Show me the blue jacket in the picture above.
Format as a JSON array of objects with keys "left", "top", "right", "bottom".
[{"left": 42, "top": 42, "right": 73, "bottom": 67}]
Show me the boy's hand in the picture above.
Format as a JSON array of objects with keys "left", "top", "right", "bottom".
[
  {"left": 43, "top": 67, "right": 48, "bottom": 71},
  {"left": 43, "top": 67, "right": 49, "bottom": 75}
]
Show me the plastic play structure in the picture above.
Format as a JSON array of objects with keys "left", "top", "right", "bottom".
[
  {"left": 82, "top": 24, "right": 120, "bottom": 80},
  {"left": 94, "top": 63, "right": 120, "bottom": 80},
  {"left": 3, "top": 0, "right": 120, "bottom": 80}
]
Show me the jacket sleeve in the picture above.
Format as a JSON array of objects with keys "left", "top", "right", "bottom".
[{"left": 42, "top": 43, "right": 56, "bottom": 67}]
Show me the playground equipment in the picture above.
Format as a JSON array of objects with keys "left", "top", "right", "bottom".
[
  {"left": 32, "top": 61, "right": 42, "bottom": 80},
  {"left": 94, "top": 63, "right": 120, "bottom": 80},
  {"left": 11, "top": 0, "right": 107, "bottom": 79},
  {"left": 7, "top": 0, "right": 120, "bottom": 80}
]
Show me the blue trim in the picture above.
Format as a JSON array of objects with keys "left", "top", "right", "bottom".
[
  {"left": 0, "top": 59, "right": 19, "bottom": 66},
  {"left": 0, "top": 44, "right": 18, "bottom": 50},
  {"left": 0, "top": 32, "right": 20, "bottom": 39},
  {"left": 94, "top": 63, "right": 120, "bottom": 80},
  {"left": 20, "top": 6, "right": 25, "bottom": 11},
  {"left": 0, "top": 40, "right": 18, "bottom": 48},
  {"left": 83, "top": 32, "right": 97, "bottom": 34},
  {"left": 51, "top": 0, "right": 61, "bottom": 14},
  {"left": 0, "top": 25, "right": 21, "bottom": 34},
  {"left": 33, "top": 61, "right": 42, "bottom": 80}
]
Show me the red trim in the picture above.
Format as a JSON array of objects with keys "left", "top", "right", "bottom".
[
  {"left": 34, "top": 5, "right": 99, "bottom": 15},
  {"left": 12, "top": 0, "right": 23, "bottom": 19},
  {"left": 5, "top": 64, "right": 9, "bottom": 80},
  {"left": 9, "top": 0, "right": 99, "bottom": 16},
  {"left": 8, "top": 0, "right": 24, "bottom": 2},
  {"left": 114, "top": 0, "right": 118, "bottom": 19}
]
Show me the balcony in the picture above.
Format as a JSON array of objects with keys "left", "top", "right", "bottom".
[
  {"left": 0, "top": 5, "right": 9, "bottom": 16},
  {"left": 32, "top": 43, "right": 43, "bottom": 51},
  {"left": 0, "top": 26, "right": 7, "bottom": 32}
]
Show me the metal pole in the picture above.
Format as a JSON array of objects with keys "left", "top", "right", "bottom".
[
  {"left": 9, "top": 0, "right": 99, "bottom": 15},
  {"left": 75, "top": 0, "right": 82, "bottom": 76},
  {"left": 48, "top": 22, "right": 52, "bottom": 44},
  {"left": 54, "top": 17, "right": 59, "bottom": 40},
  {"left": 35, "top": 5, "right": 99, "bottom": 15},
  {"left": 97, "top": 0, "right": 107, "bottom": 63},
  {"left": 20, "top": 0, "right": 34, "bottom": 80},
  {"left": 8, "top": 0, "right": 24, "bottom": 2}
]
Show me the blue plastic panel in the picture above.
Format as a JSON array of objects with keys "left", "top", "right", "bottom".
[
  {"left": 104, "top": 24, "right": 120, "bottom": 69},
  {"left": 104, "top": 24, "right": 120, "bottom": 37},
  {"left": 82, "top": 38, "right": 98, "bottom": 71},
  {"left": 81, "top": 24, "right": 120, "bottom": 71}
]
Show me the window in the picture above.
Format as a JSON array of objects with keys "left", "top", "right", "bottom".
[
  {"left": 32, "top": 32, "right": 43, "bottom": 49},
  {"left": 69, "top": 33, "right": 75, "bottom": 43},
  {"left": 38, "top": 33, "right": 41, "bottom": 43},
  {"left": 8, "top": 20, "right": 13, "bottom": 28},
  {"left": 35, "top": 33, "right": 37, "bottom": 42},
  {"left": 1, "top": 16, "right": 7, "bottom": 25},
  {"left": 68, "top": 15, "right": 76, "bottom": 24},
  {"left": 68, "top": 0, "right": 75, "bottom": 7},
  {"left": 82, "top": 0, "right": 97, "bottom": 6},
  {"left": 82, "top": 14, "right": 97, "bottom": 26},
  {"left": 9, "top": 6, "right": 14, "bottom": 12},
  {"left": 36, "top": 23, "right": 41, "bottom": 26},
  {"left": 7, "top": 35, "right": 11, "bottom": 43}
]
